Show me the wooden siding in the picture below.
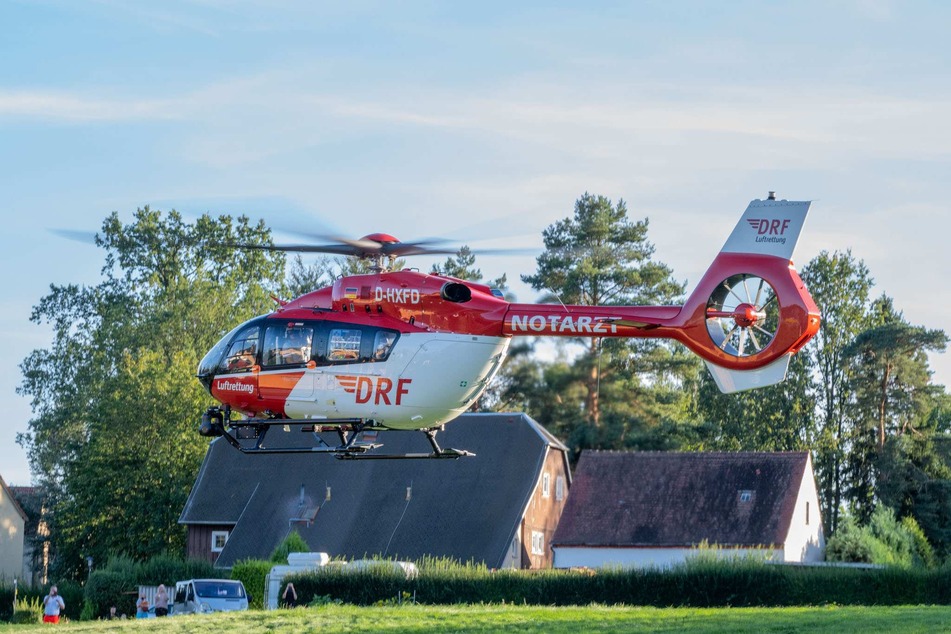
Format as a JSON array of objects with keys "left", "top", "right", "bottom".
[{"left": 186, "top": 524, "right": 233, "bottom": 564}]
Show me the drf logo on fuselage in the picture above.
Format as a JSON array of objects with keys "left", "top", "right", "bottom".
[
  {"left": 336, "top": 376, "right": 412, "bottom": 405},
  {"left": 747, "top": 218, "right": 791, "bottom": 235}
]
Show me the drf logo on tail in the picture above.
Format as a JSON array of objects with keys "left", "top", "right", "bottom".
[{"left": 747, "top": 218, "right": 791, "bottom": 235}]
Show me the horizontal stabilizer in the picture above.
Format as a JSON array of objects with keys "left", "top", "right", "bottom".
[{"left": 704, "top": 354, "right": 791, "bottom": 394}]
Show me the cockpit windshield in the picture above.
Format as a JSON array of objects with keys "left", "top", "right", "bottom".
[{"left": 197, "top": 317, "right": 264, "bottom": 378}]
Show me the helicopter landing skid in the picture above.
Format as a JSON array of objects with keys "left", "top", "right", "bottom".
[
  {"left": 200, "top": 407, "right": 474, "bottom": 460},
  {"left": 335, "top": 428, "right": 475, "bottom": 461}
]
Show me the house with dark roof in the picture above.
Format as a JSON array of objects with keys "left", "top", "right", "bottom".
[
  {"left": 179, "top": 413, "right": 571, "bottom": 569},
  {"left": 551, "top": 451, "right": 824, "bottom": 568},
  {"left": 0, "top": 475, "right": 28, "bottom": 583}
]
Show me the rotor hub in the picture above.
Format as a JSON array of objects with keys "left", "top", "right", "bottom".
[{"left": 732, "top": 302, "right": 766, "bottom": 328}]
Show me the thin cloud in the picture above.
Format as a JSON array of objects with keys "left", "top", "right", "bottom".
[{"left": 0, "top": 90, "right": 181, "bottom": 122}]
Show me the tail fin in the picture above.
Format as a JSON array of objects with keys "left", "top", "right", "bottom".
[
  {"left": 684, "top": 196, "right": 819, "bottom": 393},
  {"left": 720, "top": 197, "right": 811, "bottom": 261}
]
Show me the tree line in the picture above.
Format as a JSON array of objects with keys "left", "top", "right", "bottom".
[{"left": 17, "top": 194, "right": 949, "bottom": 579}]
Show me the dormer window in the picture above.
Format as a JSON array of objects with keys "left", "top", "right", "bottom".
[{"left": 738, "top": 490, "right": 753, "bottom": 503}]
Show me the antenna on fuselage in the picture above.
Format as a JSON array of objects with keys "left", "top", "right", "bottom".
[{"left": 546, "top": 288, "right": 571, "bottom": 313}]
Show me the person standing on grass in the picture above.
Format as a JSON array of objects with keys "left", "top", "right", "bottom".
[
  {"left": 282, "top": 582, "right": 298, "bottom": 608},
  {"left": 42, "top": 585, "right": 65, "bottom": 624},
  {"left": 154, "top": 584, "right": 170, "bottom": 617}
]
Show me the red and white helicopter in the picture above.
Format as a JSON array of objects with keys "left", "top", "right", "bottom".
[{"left": 198, "top": 194, "right": 820, "bottom": 459}]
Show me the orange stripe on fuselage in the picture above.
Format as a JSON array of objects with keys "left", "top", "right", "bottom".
[{"left": 258, "top": 371, "right": 306, "bottom": 392}]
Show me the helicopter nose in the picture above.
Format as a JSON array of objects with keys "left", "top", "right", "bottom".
[
  {"left": 197, "top": 347, "right": 220, "bottom": 396},
  {"left": 198, "top": 371, "right": 214, "bottom": 396}
]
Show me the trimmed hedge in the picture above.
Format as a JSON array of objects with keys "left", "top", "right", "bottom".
[
  {"left": 231, "top": 560, "right": 272, "bottom": 610},
  {"left": 284, "top": 558, "right": 951, "bottom": 607}
]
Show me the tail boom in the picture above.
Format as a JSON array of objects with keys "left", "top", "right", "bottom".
[
  {"left": 502, "top": 251, "right": 818, "bottom": 372},
  {"left": 502, "top": 196, "right": 821, "bottom": 393}
]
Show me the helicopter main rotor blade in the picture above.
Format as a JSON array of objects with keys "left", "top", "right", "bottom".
[
  {"left": 225, "top": 242, "right": 366, "bottom": 256},
  {"left": 49, "top": 228, "right": 100, "bottom": 245}
]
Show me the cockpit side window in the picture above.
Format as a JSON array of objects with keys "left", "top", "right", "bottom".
[
  {"left": 313, "top": 325, "right": 400, "bottom": 366},
  {"left": 372, "top": 331, "right": 398, "bottom": 361},
  {"left": 218, "top": 326, "right": 260, "bottom": 373},
  {"left": 327, "top": 328, "right": 361, "bottom": 361},
  {"left": 263, "top": 323, "right": 314, "bottom": 367}
]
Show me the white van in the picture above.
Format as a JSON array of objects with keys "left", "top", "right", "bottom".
[{"left": 172, "top": 579, "right": 250, "bottom": 614}]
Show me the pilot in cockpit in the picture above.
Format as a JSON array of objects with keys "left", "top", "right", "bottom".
[
  {"left": 281, "top": 329, "right": 312, "bottom": 364},
  {"left": 373, "top": 332, "right": 396, "bottom": 360}
]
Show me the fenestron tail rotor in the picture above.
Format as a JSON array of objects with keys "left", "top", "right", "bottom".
[{"left": 705, "top": 273, "right": 779, "bottom": 358}]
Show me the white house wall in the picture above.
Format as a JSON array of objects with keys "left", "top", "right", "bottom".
[
  {"left": 553, "top": 547, "right": 781, "bottom": 569},
  {"left": 0, "top": 484, "right": 25, "bottom": 583},
  {"left": 782, "top": 454, "right": 825, "bottom": 563}
]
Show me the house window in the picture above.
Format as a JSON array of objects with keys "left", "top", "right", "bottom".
[
  {"left": 508, "top": 534, "right": 521, "bottom": 567},
  {"left": 555, "top": 475, "right": 565, "bottom": 502},
  {"left": 211, "top": 530, "right": 229, "bottom": 553},
  {"left": 531, "top": 531, "right": 545, "bottom": 556},
  {"left": 738, "top": 490, "right": 753, "bottom": 503},
  {"left": 806, "top": 501, "right": 810, "bottom": 525},
  {"left": 542, "top": 473, "right": 551, "bottom": 498}
]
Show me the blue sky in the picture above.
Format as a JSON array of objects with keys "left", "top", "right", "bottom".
[{"left": 2, "top": 1, "right": 949, "bottom": 484}]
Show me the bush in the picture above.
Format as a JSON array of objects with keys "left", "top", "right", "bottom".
[
  {"left": 901, "top": 516, "right": 937, "bottom": 568},
  {"left": 0, "top": 585, "right": 13, "bottom": 621},
  {"left": 84, "top": 570, "right": 136, "bottom": 619},
  {"left": 231, "top": 559, "right": 273, "bottom": 610},
  {"left": 270, "top": 530, "right": 311, "bottom": 564},
  {"left": 0, "top": 584, "right": 41, "bottom": 622},
  {"left": 9, "top": 597, "right": 42, "bottom": 624},
  {"left": 79, "top": 599, "right": 96, "bottom": 621},
  {"left": 826, "top": 515, "right": 890, "bottom": 564},
  {"left": 54, "top": 580, "right": 85, "bottom": 621},
  {"left": 827, "top": 506, "right": 937, "bottom": 567}
]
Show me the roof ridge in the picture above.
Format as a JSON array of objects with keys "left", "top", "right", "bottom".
[{"left": 584, "top": 450, "right": 809, "bottom": 457}]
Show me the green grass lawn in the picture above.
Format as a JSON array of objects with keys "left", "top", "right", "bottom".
[{"left": 4, "top": 604, "right": 951, "bottom": 633}]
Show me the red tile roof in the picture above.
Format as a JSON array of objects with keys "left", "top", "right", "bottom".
[{"left": 552, "top": 451, "right": 808, "bottom": 548}]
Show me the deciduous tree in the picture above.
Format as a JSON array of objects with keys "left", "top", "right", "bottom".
[
  {"left": 800, "top": 250, "right": 874, "bottom": 533},
  {"left": 18, "top": 208, "right": 285, "bottom": 577}
]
